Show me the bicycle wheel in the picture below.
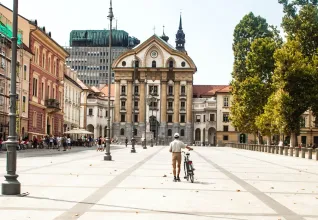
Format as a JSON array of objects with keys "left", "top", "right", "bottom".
[
  {"left": 184, "top": 162, "right": 189, "bottom": 181},
  {"left": 189, "top": 173, "right": 194, "bottom": 183}
]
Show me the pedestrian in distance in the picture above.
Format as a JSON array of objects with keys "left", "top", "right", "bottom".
[
  {"left": 125, "top": 137, "right": 128, "bottom": 147},
  {"left": 169, "top": 133, "right": 193, "bottom": 182},
  {"left": 62, "top": 135, "right": 67, "bottom": 151},
  {"left": 53, "top": 136, "right": 58, "bottom": 149},
  {"left": 97, "top": 136, "right": 103, "bottom": 152},
  {"left": 67, "top": 136, "right": 71, "bottom": 150}
]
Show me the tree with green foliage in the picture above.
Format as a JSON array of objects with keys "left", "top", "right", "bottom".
[
  {"left": 232, "top": 12, "right": 274, "bottom": 82},
  {"left": 256, "top": 90, "right": 286, "bottom": 144},
  {"left": 231, "top": 14, "right": 281, "bottom": 143},
  {"left": 272, "top": 40, "right": 316, "bottom": 147},
  {"left": 278, "top": 0, "right": 318, "bottom": 145}
]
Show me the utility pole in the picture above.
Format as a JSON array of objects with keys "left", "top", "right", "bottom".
[
  {"left": 131, "top": 53, "right": 136, "bottom": 153},
  {"left": 104, "top": 0, "right": 113, "bottom": 161},
  {"left": 2, "top": 0, "right": 20, "bottom": 195},
  {"left": 143, "top": 75, "right": 147, "bottom": 149}
]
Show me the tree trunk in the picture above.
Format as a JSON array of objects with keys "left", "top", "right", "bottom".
[
  {"left": 257, "top": 133, "right": 263, "bottom": 145},
  {"left": 253, "top": 133, "right": 257, "bottom": 144},
  {"left": 290, "top": 132, "right": 296, "bottom": 148},
  {"left": 267, "top": 135, "right": 271, "bottom": 146}
]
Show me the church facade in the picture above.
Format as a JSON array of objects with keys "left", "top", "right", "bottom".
[{"left": 112, "top": 16, "right": 197, "bottom": 145}]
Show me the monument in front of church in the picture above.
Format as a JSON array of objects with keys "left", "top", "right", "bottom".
[{"left": 112, "top": 15, "right": 197, "bottom": 145}]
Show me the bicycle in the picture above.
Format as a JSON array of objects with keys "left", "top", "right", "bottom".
[{"left": 183, "top": 151, "right": 195, "bottom": 183}]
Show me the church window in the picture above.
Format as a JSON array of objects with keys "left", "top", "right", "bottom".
[
  {"left": 180, "top": 129, "right": 185, "bottom": 137},
  {"left": 169, "top": 60, "right": 174, "bottom": 68},
  {"left": 120, "top": 128, "right": 125, "bottom": 135},
  {"left": 135, "top": 60, "right": 139, "bottom": 68},
  {"left": 122, "top": 61, "right": 126, "bottom": 66},
  {"left": 168, "top": 129, "right": 172, "bottom": 136},
  {"left": 181, "top": 61, "right": 186, "bottom": 67},
  {"left": 152, "top": 60, "right": 156, "bottom": 68}
]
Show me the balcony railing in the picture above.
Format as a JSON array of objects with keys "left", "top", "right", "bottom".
[
  {"left": 149, "top": 106, "right": 159, "bottom": 111},
  {"left": 45, "top": 99, "right": 60, "bottom": 113}
]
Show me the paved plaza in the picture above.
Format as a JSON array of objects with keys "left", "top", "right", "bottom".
[{"left": 1, "top": 146, "right": 318, "bottom": 220}]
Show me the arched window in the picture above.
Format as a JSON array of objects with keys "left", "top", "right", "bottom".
[
  {"left": 195, "top": 129, "right": 201, "bottom": 141},
  {"left": 152, "top": 60, "right": 156, "bottom": 68},
  {"left": 134, "top": 128, "right": 137, "bottom": 136},
  {"left": 168, "top": 129, "right": 172, "bottom": 137},
  {"left": 180, "top": 129, "right": 185, "bottom": 137},
  {"left": 169, "top": 60, "right": 174, "bottom": 68},
  {"left": 120, "top": 128, "right": 125, "bottom": 136},
  {"left": 135, "top": 60, "right": 139, "bottom": 68}
]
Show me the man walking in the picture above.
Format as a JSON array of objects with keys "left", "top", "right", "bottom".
[{"left": 169, "top": 133, "right": 193, "bottom": 182}]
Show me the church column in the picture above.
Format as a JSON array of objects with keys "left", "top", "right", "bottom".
[
  {"left": 114, "top": 80, "right": 120, "bottom": 123},
  {"left": 186, "top": 81, "right": 193, "bottom": 145},
  {"left": 139, "top": 81, "right": 145, "bottom": 123},
  {"left": 113, "top": 80, "right": 121, "bottom": 138},
  {"left": 161, "top": 81, "right": 167, "bottom": 123},
  {"left": 126, "top": 80, "right": 133, "bottom": 139},
  {"left": 127, "top": 80, "right": 133, "bottom": 123},
  {"left": 139, "top": 80, "right": 145, "bottom": 139},
  {"left": 186, "top": 82, "right": 193, "bottom": 123},
  {"left": 160, "top": 81, "right": 167, "bottom": 144},
  {"left": 173, "top": 81, "right": 180, "bottom": 135}
]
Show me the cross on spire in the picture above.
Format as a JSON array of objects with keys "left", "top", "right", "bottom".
[{"left": 153, "top": 26, "right": 156, "bottom": 34}]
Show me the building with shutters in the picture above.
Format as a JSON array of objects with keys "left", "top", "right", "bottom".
[{"left": 112, "top": 15, "right": 197, "bottom": 145}]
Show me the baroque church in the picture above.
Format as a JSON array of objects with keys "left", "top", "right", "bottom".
[{"left": 112, "top": 16, "right": 197, "bottom": 145}]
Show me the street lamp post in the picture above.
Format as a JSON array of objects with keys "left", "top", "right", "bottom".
[
  {"left": 104, "top": 0, "right": 113, "bottom": 161},
  {"left": 143, "top": 77, "right": 147, "bottom": 149},
  {"left": 147, "top": 92, "right": 158, "bottom": 147},
  {"left": 131, "top": 54, "right": 137, "bottom": 153},
  {"left": 2, "top": 0, "right": 20, "bottom": 195}
]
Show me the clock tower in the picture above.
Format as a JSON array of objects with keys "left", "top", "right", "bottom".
[{"left": 176, "top": 14, "right": 186, "bottom": 52}]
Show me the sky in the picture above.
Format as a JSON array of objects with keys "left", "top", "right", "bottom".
[{"left": 1, "top": 0, "right": 284, "bottom": 85}]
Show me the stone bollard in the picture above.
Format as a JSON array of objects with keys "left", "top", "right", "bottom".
[
  {"left": 279, "top": 146, "right": 284, "bottom": 155},
  {"left": 295, "top": 147, "right": 300, "bottom": 157},
  {"left": 272, "top": 146, "right": 275, "bottom": 154},
  {"left": 284, "top": 146, "right": 289, "bottom": 156},
  {"left": 276, "top": 146, "right": 279, "bottom": 154},
  {"left": 308, "top": 148, "right": 313, "bottom": 160},
  {"left": 262, "top": 145, "right": 265, "bottom": 152},
  {"left": 316, "top": 149, "right": 318, "bottom": 161},
  {"left": 290, "top": 147, "right": 294, "bottom": 157},
  {"left": 301, "top": 148, "right": 306, "bottom": 158}
]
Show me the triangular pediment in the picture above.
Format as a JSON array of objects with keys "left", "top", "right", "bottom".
[{"left": 113, "top": 35, "right": 196, "bottom": 71}]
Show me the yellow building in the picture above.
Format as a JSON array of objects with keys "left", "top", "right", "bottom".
[{"left": 112, "top": 16, "right": 197, "bottom": 145}]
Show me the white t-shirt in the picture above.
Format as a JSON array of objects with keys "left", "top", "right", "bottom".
[{"left": 169, "top": 139, "right": 186, "bottom": 153}]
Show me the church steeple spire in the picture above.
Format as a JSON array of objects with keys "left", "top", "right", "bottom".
[
  {"left": 161, "top": 25, "right": 169, "bottom": 42},
  {"left": 179, "top": 14, "right": 183, "bottom": 30},
  {"left": 176, "top": 14, "right": 186, "bottom": 52}
]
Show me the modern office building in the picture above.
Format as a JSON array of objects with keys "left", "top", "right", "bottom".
[{"left": 64, "top": 30, "right": 140, "bottom": 87}]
